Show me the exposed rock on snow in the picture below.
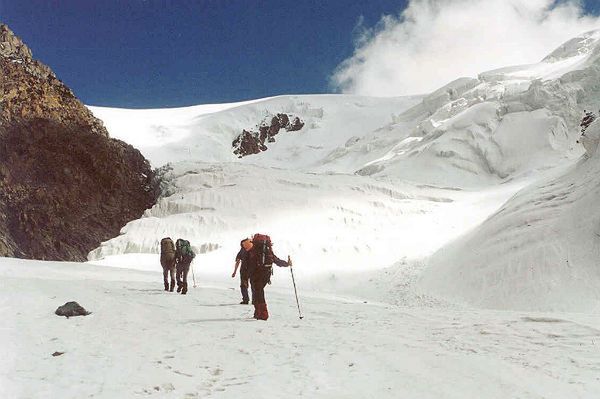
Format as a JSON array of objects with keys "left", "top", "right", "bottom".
[
  {"left": 232, "top": 129, "right": 265, "bottom": 157},
  {"left": 0, "top": 24, "right": 159, "bottom": 261},
  {"left": 232, "top": 113, "right": 304, "bottom": 157},
  {"left": 55, "top": 301, "right": 90, "bottom": 318}
]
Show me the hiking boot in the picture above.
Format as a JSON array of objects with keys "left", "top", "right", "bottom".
[
  {"left": 177, "top": 285, "right": 182, "bottom": 293},
  {"left": 256, "top": 303, "right": 269, "bottom": 320},
  {"left": 240, "top": 300, "right": 249, "bottom": 305}
]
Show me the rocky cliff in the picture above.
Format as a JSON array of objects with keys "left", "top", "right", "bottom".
[{"left": 0, "top": 24, "right": 159, "bottom": 260}]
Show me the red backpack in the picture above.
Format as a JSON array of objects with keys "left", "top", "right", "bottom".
[{"left": 252, "top": 233, "right": 274, "bottom": 267}]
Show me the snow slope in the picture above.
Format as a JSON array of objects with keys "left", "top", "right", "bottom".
[
  {"left": 3, "top": 258, "right": 600, "bottom": 398},
  {"left": 416, "top": 32, "right": 600, "bottom": 312},
  {"left": 420, "top": 118, "right": 600, "bottom": 312},
  {"left": 89, "top": 94, "right": 422, "bottom": 171},
  {"left": 87, "top": 162, "right": 525, "bottom": 283}
]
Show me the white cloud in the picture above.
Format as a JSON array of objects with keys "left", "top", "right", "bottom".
[{"left": 331, "top": 0, "right": 600, "bottom": 96}]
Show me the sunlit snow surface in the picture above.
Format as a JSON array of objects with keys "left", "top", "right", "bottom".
[{"left": 3, "top": 258, "right": 600, "bottom": 398}]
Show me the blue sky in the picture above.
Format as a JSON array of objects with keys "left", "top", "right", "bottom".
[
  {"left": 0, "top": 0, "right": 407, "bottom": 107},
  {"left": 1, "top": 1, "right": 599, "bottom": 108}
]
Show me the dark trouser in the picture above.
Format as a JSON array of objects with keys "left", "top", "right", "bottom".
[
  {"left": 176, "top": 262, "right": 191, "bottom": 294},
  {"left": 251, "top": 270, "right": 271, "bottom": 320},
  {"left": 160, "top": 253, "right": 176, "bottom": 291},
  {"left": 250, "top": 269, "right": 271, "bottom": 305},
  {"left": 240, "top": 270, "right": 251, "bottom": 303},
  {"left": 162, "top": 266, "right": 176, "bottom": 291}
]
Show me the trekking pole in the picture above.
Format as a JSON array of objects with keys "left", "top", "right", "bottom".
[
  {"left": 289, "top": 257, "right": 303, "bottom": 319},
  {"left": 191, "top": 261, "right": 197, "bottom": 288}
]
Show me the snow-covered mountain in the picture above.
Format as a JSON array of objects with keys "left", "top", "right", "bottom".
[
  {"left": 86, "top": 30, "right": 600, "bottom": 312},
  {"left": 90, "top": 31, "right": 600, "bottom": 189}
]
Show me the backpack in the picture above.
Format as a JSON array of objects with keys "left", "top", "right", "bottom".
[
  {"left": 160, "top": 237, "right": 175, "bottom": 254},
  {"left": 252, "top": 233, "right": 274, "bottom": 268},
  {"left": 176, "top": 239, "right": 196, "bottom": 263}
]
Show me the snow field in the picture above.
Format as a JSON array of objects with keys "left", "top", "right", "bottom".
[{"left": 2, "top": 259, "right": 600, "bottom": 398}]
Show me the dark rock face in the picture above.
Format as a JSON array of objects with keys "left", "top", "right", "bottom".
[
  {"left": 232, "top": 130, "right": 266, "bottom": 157},
  {"left": 0, "top": 25, "right": 106, "bottom": 136},
  {"left": 580, "top": 110, "right": 596, "bottom": 134},
  {"left": 0, "top": 24, "right": 159, "bottom": 260},
  {"left": 232, "top": 113, "right": 305, "bottom": 158},
  {"left": 289, "top": 116, "right": 304, "bottom": 132},
  {"left": 55, "top": 301, "right": 90, "bottom": 318}
]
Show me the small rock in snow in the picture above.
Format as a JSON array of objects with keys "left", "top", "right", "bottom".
[{"left": 55, "top": 301, "right": 91, "bottom": 318}]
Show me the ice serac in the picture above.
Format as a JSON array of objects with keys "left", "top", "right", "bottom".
[
  {"left": 416, "top": 32, "right": 600, "bottom": 311},
  {"left": 0, "top": 24, "right": 159, "bottom": 261},
  {"left": 351, "top": 31, "right": 600, "bottom": 187}
]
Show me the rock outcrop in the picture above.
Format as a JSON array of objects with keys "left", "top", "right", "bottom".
[
  {"left": 232, "top": 113, "right": 304, "bottom": 157},
  {"left": 0, "top": 24, "right": 159, "bottom": 260}
]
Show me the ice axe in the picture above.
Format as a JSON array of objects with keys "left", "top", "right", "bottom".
[{"left": 289, "top": 256, "right": 303, "bottom": 319}]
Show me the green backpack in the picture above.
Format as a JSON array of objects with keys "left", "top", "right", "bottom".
[{"left": 176, "top": 239, "right": 195, "bottom": 262}]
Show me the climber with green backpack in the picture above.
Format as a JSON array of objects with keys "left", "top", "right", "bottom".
[{"left": 175, "top": 238, "right": 196, "bottom": 295}]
